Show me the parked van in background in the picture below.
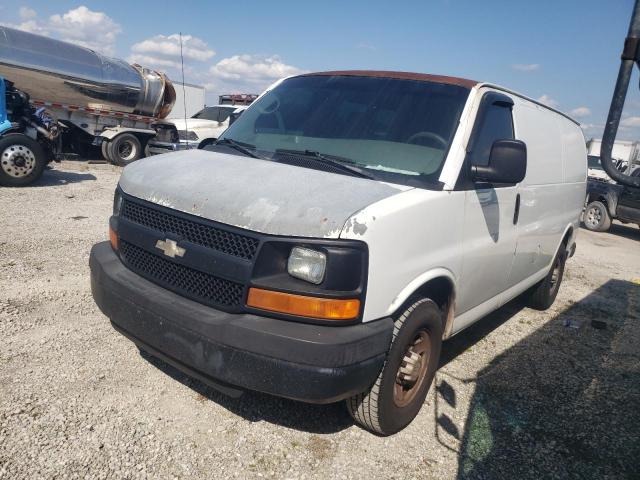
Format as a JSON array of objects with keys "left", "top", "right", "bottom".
[
  {"left": 90, "top": 71, "right": 586, "bottom": 435},
  {"left": 147, "top": 104, "right": 249, "bottom": 155}
]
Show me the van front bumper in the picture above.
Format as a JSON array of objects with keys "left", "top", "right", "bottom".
[{"left": 89, "top": 242, "right": 392, "bottom": 403}]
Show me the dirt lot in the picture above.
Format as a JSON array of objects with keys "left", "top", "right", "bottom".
[{"left": 1, "top": 162, "right": 639, "bottom": 479}]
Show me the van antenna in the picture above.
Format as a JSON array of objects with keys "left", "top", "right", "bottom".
[{"left": 179, "top": 32, "right": 188, "bottom": 138}]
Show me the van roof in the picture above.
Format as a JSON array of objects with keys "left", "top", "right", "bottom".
[{"left": 299, "top": 70, "right": 478, "bottom": 89}]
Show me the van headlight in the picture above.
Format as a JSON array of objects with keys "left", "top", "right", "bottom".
[{"left": 287, "top": 247, "right": 326, "bottom": 284}]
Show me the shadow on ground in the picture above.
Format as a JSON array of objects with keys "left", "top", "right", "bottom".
[
  {"left": 139, "top": 350, "right": 353, "bottom": 434},
  {"left": 31, "top": 167, "right": 97, "bottom": 187},
  {"left": 607, "top": 223, "right": 640, "bottom": 241},
  {"left": 139, "top": 277, "right": 640, "bottom": 474},
  {"left": 449, "top": 279, "right": 640, "bottom": 479}
]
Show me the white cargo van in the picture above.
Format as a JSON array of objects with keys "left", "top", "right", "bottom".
[{"left": 90, "top": 71, "right": 586, "bottom": 435}]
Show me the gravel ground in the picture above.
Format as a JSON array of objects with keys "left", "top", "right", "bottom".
[{"left": 1, "top": 161, "right": 639, "bottom": 479}]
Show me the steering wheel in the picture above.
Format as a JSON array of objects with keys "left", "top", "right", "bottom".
[
  {"left": 406, "top": 131, "right": 448, "bottom": 149},
  {"left": 255, "top": 94, "right": 285, "bottom": 132}
]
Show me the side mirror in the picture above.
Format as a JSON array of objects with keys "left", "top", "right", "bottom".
[
  {"left": 228, "top": 111, "right": 242, "bottom": 126},
  {"left": 472, "top": 139, "right": 527, "bottom": 184}
]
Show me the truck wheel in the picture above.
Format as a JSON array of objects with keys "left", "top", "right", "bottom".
[
  {"left": 526, "top": 246, "right": 567, "bottom": 310},
  {"left": 101, "top": 140, "right": 112, "bottom": 162},
  {"left": 108, "top": 133, "right": 142, "bottom": 166},
  {"left": 0, "top": 134, "right": 47, "bottom": 187},
  {"left": 347, "top": 298, "right": 443, "bottom": 436},
  {"left": 583, "top": 200, "right": 612, "bottom": 232}
]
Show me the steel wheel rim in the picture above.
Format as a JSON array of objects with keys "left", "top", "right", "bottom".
[
  {"left": 394, "top": 330, "right": 431, "bottom": 407},
  {"left": 585, "top": 206, "right": 602, "bottom": 228},
  {"left": 1, "top": 144, "right": 36, "bottom": 177},
  {"left": 118, "top": 141, "right": 136, "bottom": 161}
]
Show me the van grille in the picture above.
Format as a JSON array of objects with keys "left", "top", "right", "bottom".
[
  {"left": 120, "top": 241, "right": 244, "bottom": 308},
  {"left": 121, "top": 199, "right": 259, "bottom": 260}
]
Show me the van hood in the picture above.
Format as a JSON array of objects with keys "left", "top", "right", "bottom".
[{"left": 118, "top": 150, "right": 411, "bottom": 238}]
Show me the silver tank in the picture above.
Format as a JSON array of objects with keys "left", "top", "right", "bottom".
[{"left": 0, "top": 27, "right": 175, "bottom": 118}]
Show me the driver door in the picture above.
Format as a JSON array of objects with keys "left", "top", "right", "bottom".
[{"left": 455, "top": 92, "right": 519, "bottom": 327}]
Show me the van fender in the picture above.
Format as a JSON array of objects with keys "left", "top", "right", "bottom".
[
  {"left": 549, "top": 224, "right": 576, "bottom": 268},
  {"left": 386, "top": 267, "right": 457, "bottom": 339}
]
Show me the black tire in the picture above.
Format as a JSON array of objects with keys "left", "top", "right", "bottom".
[
  {"left": 347, "top": 298, "right": 443, "bottom": 435},
  {"left": 0, "top": 134, "right": 47, "bottom": 187},
  {"left": 101, "top": 140, "right": 112, "bottom": 162},
  {"left": 526, "top": 245, "right": 567, "bottom": 310},
  {"left": 583, "top": 200, "right": 612, "bottom": 232},
  {"left": 108, "top": 133, "right": 142, "bottom": 166}
]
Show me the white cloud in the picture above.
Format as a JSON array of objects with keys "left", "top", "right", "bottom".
[
  {"left": 209, "top": 54, "right": 303, "bottom": 85},
  {"left": 570, "top": 106, "right": 591, "bottom": 118},
  {"left": 6, "top": 19, "right": 48, "bottom": 35},
  {"left": 2, "top": 6, "right": 121, "bottom": 56},
  {"left": 537, "top": 94, "right": 559, "bottom": 108},
  {"left": 200, "top": 54, "right": 304, "bottom": 101},
  {"left": 620, "top": 116, "right": 640, "bottom": 127},
  {"left": 19, "top": 6, "right": 37, "bottom": 20},
  {"left": 512, "top": 63, "right": 540, "bottom": 72},
  {"left": 129, "top": 34, "right": 215, "bottom": 70},
  {"left": 356, "top": 42, "right": 376, "bottom": 51},
  {"left": 49, "top": 6, "right": 121, "bottom": 55}
]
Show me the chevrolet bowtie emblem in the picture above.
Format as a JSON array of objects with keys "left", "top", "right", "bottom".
[{"left": 155, "top": 238, "right": 186, "bottom": 258}]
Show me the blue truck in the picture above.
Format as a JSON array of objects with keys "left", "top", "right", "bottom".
[{"left": 0, "top": 75, "right": 56, "bottom": 186}]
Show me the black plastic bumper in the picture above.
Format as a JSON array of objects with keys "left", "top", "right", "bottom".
[{"left": 89, "top": 242, "right": 392, "bottom": 403}]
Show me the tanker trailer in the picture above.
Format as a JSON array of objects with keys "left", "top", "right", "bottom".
[{"left": 0, "top": 26, "right": 176, "bottom": 165}]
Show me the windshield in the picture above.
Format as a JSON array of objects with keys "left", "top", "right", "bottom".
[
  {"left": 219, "top": 75, "right": 469, "bottom": 185},
  {"left": 588, "top": 155, "right": 603, "bottom": 170},
  {"left": 192, "top": 106, "right": 233, "bottom": 122}
]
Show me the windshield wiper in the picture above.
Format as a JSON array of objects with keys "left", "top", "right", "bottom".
[
  {"left": 275, "top": 149, "right": 374, "bottom": 179},
  {"left": 215, "top": 138, "right": 262, "bottom": 159}
]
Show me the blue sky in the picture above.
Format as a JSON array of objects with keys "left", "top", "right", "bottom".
[{"left": 2, "top": 0, "right": 640, "bottom": 140}]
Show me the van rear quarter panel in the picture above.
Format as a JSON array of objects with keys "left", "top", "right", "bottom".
[
  {"left": 340, "top": 189, "right": 465, "bottom": 322},
  {"left": 509, "top": 97, "right": 586, "bottom": 285}
]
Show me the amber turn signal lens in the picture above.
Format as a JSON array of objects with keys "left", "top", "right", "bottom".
[
  {"left": 109, "top": 226, "right": 118, "bottom": 251},
  {"left": 247, "top": 288, "right": 360, "bottom": 320}
]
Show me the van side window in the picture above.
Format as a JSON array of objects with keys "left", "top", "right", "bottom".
[{"left": 469, "top": 104, "right": 514, "bottom": 166}]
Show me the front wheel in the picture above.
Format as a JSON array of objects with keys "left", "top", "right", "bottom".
[
  {"left": 583, "top": 200, "right": 612, "bottom": 232},
  {"left": 347, "top": 298, "right": 443, "bottom": 435},
  {"left": 0, "top": 134, "right": 47, "bottom": 186},
  {"left": 108, "top": 133, "right": 142, "bottom": 166}
]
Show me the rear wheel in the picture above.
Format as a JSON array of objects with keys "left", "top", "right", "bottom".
[
  {"left": 101, "top": 140, "right": 112, "bottom": 162},
  {"left": 108, "top": 133, "right": 142, "bottom": 166},
  {"left": 347, "top": 298, "right": 443, "bottom": 436},
  {"left": 526, "top": 246, "right": 567, "bottom": 310},
  {"left": 583, "top": 200, "right": 612, "bottom": 232},
  {"left": 0, "top": 134, "right": 47, "bottom": 186}
]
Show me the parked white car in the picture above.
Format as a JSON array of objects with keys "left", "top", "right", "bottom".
[
  {"left": 90, "top": 71, "right": 586, "bottom": 435},
  {"left": 147, "top": 104, "right": 248, "bottom": 155}
]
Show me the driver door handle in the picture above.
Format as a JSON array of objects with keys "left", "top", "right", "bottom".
[{"left": 513, "top": 193, "right": 521, "bottom": 225}]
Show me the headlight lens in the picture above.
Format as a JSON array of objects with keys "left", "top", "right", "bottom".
[
  {"left": 113, "top": 189, "right": 123, "bottom": 216},
  {"left": 287, "top": 247, "right": 326, "bottom": 284},
  {"left": 177, "top": 130, "right": 199, "bottom": 141}
]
